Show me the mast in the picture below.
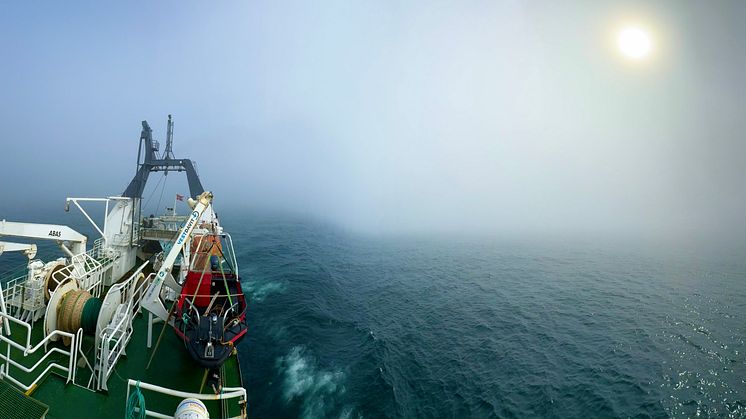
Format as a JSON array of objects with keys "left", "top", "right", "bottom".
[{"left": 122, "top": 116, "right": 205, "bottom": 199}]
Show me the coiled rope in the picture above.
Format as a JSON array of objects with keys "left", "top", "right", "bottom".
[
  {"left": 126, "top": 380, "right": 146, "bottom": 419},
  {"left": 56, "top": 289, "right": 102, "bottom": 344}
]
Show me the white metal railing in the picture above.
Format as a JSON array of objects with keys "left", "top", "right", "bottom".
[
  {"left": 111, "top": 232, "right": 136, "bottom": 247},
  {"left": 0, "top": 259, "right": 149, "bottom": 393},
  {"left": 93, "top": 261, "right": 150, "bottom": 391},
  {"left": 2, "top": 261, "right": 46, "bottom": 326},
  {"left": 143, "top": 215, "right": 189, "bottom": 231},
  {"left": 126, "top": 379, "right": 247, "bottom": 419},
  {"left": 224, "top": 233, "right": 239, "bottom": 277},
  {"left": 71, "top": 253, "right": 102, "bottom": 286},
  {"left": 2, "top": 267, "right": 32, "bottom": 315},
  {"left": 0, "top": 312, "right": 78, "bottom": 392},
  {"left": 64, "top": 237, "right": 119, "bottom": 299},
  {"left": 91, "top": 237, "right": 103, "bottom": 259}
]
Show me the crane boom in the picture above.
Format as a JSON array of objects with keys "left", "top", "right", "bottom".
[
  {"left": 0, "top": 220, "right": 87, "bottom": 255},
  {"left": 142, "top": 191, "right": 213, "bottom": 321},
  {"left": 0, "top": 241, "right": 37, "bottom": 259}
]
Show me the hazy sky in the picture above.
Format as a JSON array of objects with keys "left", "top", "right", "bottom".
[{"left": 1, "top": 1, "right": 745, "bottom": 238}]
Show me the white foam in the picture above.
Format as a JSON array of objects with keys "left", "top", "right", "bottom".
[
  {"left": 277, "top": 346, "right": 348, "bottom": 418},
  {"left": 246, "top": 281, "right": 286, "bottom": 303}
]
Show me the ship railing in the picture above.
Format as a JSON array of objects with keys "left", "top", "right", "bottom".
[
  {"left": 70, "top": 252, "right": 102, "bottom": 293},
  {"left": 94, "top": 262, "right": 151, "bottom": 391},
  {"left": 2, "top": 266, "right": 32, "bottom": 313},
  {"left": 68, "top": 237, "right": 120, "bottom": 298},
  {"left": 223, "top": 232, "right": 239, "bottom": 277},
  {"left": 91, "top": 237, "right": 105, "bottom": 259},
  {"left": 131, "top": 223, "right": 141, "bottom": 244},
  {"left": 139, "top": 215, "right": 190, "bottom": 240},
  {"left": 182, "top": 292, "right": 245, "bottom": 298},
  {"left": 1, "top": 262, "right": 49, "bottom": 326},
  {"left": 186, "top": 232, "right": 239, "bottom": 276},
  {"left": 190, "top": 231, "right": 232, "bottom": 262},
  {"left": 110, "top": 232, "right": 137, "bottom": 247},
  {"left": 0, "top": 311, "right": 79, "bottom": 392},
  {"left": 126, "top": 379, "right": 247, "bottom": 419}
]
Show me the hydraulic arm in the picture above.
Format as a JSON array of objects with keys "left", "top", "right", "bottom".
[
  {"left": 142, "top": 191, "right": 214, "bottom": 321},
  {"left": 0, "top": 220, "right": 87, "bottom": 256},
  {"left": 0, "top": 241, "right": 37, "bottom": 259}
]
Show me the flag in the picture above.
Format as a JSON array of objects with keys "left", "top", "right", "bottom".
[{"left": 176, "top": 194, "right": 184, "bottom": 201}]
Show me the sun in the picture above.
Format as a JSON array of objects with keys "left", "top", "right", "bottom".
[{"left": 617, "top": 26, "right": 652, "bottom": 60}]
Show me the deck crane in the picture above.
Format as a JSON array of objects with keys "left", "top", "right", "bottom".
[
  {"left": 0, "top": 220, "right": 87, "bottom": 257},
  {"left": 142, "top": 191, "right": 214, "bottom": 321},
  {"left": 0, "top": 241, "right": 37, "bottom": 259}
]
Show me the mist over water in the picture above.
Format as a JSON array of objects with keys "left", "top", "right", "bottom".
[
  {"left": 230, "top": 211, "right": 746, "bottom": 418},
  {"left": 2, "top": 1, "right": 746, "bottom": 240},
  {"left": 1, "top": 1, "right": 745, "bottom": 418}
]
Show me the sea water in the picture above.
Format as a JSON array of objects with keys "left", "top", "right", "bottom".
[
  {"left": 1, "top": 207, "right": 743, "bottom": 418},
  {"left": 226, "top": 213, "right": 746, "bottom": 418}
]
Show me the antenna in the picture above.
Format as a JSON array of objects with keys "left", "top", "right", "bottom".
[{"left": 163, "top": 114, "right": 175, "bottom": 160}]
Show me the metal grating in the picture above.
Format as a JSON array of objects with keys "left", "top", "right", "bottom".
[{"left": 0, "top": 380, "right": 49, "bottom": 419}]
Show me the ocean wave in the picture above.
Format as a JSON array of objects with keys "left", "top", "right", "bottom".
[
  {"left": 234, "top": 215, "right": 746, "bottom": 418},
  {"left": 244, "top": 280, "right": 286, "bottom": 303},
  {"left": 276, "top": 346, "right": 351, "bottom": 419}
]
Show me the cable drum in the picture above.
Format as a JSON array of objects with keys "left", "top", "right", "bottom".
[
  {"left": 132, "top": 273, "right": 147, "bottom": 308},
  {"left": 56, "top": 289, "right": 102, "bottom": 344},
  {"left": 44, "top": 263, "right": 70, "bottom": 301},
  {"left": 81, "top": 297, "right": 103, "bottom": 333}
]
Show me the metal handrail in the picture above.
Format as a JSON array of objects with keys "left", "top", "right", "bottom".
[
  {"left": 0, "top": 312, "right": 77, "bottom": 391},
  {"left": 95, "top": 261, "right": 150, "bottom": 391},
  {"left": 126, "top": 379, "right": 247, "bottom": 419},
  {"left": 224, "top": 233, "right": 239, "bottom": 276},
  {"left": 174, "top": 293, "right": 245, "bottom": 299}
]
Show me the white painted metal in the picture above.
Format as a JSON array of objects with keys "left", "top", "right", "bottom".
[
  {"left": 126, "top": 379, "right": 247, "bottom": 419},
  {"left": 104, "top": 198, "right": 138, "bottom": 284},
  {"left": 19, "top": 260, "right": 46, "bottom": 324},
  {"left": 65, "top": 196, "right": 138, "bottom": 285},
  {"left": 0, "top": 241, "right": 37, "bottom": 259},
  {"left": 0, "top": 277, "right": 10, "bottom": 335},
  {"left": 43, "top": 279, "right": 79, "bottom": 342},
  {"left": 0, "top": 311, "right": 78, "bottom": 391},
  {"left": 93, "top": 261, "right": 150, "bottom": 391},
  {"left": 65, "top": 197, "right": 108, "bottom": 241},
  {"left": 142, "top": 191, "right": 213, "bottom": 321},
  {"left": 0, "top": 220, "right": 87, "bottom": 255}
]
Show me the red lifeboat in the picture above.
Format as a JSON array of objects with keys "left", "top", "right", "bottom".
[{"left": 172, "top": 234, "right": 248, "bottom": 369}]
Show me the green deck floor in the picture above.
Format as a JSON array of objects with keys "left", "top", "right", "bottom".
[
  {"left": 0, "top": 379, "right": 48, "bottom": 419},
  {"left": 1, "top": 312, "right": 245, "bottom": 418}
]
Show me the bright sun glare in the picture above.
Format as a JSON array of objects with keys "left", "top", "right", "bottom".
[{"left": 617, "top": 26, "right": 652, "bottom": 60}]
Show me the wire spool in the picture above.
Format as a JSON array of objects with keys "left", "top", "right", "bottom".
[
  {"left": 81, "top": 297, "right": 102, "bottom": 333},
  {"left": 44, "top": 262, "right": 69, "bottom": 301},
  {"left": 56, "top": 289, "right": 102, "bottom": 345},
  {"left": 95, "top": 286, "right": 123, "bottom": 351},
  {"left": 44, "top": 279, "right": 78, "bottom": 342},
  {"left": 132, "top": 273, "right": 146, "bottom": 308}
]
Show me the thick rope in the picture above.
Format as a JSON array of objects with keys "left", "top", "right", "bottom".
[
  {"left": 57, "top": 290, "right": 100, "bottom": 336},
  {"left": 126, "top": 380, "right": 146, "bottom": 419}
]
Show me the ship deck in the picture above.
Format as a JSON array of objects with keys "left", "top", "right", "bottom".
[{"left": 0, "top": 309, "right": 245, "bottom": 418}]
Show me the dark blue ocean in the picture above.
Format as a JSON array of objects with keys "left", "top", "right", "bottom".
[
  {"left": 1, "top": 207, "right": 745, "bottom": 418},
  {"left": 222, "top": 213, "right": 746, "bottom": 419}
]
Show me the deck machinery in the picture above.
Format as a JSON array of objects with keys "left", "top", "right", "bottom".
[{"left": 0, "top": 117, "right": 248, "bottom": 418}]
